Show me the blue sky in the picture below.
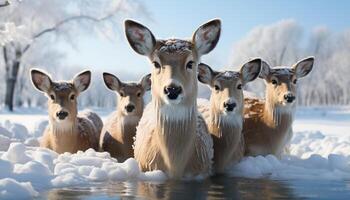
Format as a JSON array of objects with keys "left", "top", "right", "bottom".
[{"left": 61, "top": 0, "right": 350, "bottom": 77}]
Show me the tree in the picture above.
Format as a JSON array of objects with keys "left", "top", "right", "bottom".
[
  {"left": 0, "top": 0, "right": 147, "bottom": 111},
  {"left": 228, "top": 19, "right": 350, "bottom": 106},
  {"left": 0, "top": 1, "right": 10, "bottom": 8}
]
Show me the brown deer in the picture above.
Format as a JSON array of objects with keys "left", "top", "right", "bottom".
[
  {"left": 99, "top": 73, "right": 151, "bottom": 162},
  {"left": 197, "top": 59, "right": 261, "bottom": 173},
  {"left": 243, "top": 57, "right": 314, "bottom": 157},
  {"left": 124, "top": 19, "right": 221, "bottom": 178},
  {"left": 30, "top": 69, "right": 103, "bottom": 154}
]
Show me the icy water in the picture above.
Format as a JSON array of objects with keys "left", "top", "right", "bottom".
[{"left": 36, "top": 176, "right": 350, "bottom": 200}]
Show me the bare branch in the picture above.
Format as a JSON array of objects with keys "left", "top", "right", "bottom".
[
  {"left": 22, "top": 13, "right": 115, "bottom": 54},
  {"left": 0, "top": 0, "right": 10, "bottom": 8}
]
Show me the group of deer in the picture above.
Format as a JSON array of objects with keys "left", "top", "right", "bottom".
[{"left": 30, "top": 19, "right": 314, "bottom": 179}]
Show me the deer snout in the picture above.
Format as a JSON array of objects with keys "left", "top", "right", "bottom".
[
  {"left": 164, "top": 84, "right": 182, "bottom": 100},
  {"left": 223, "top": 101, "right": 236, "bottom": 112},
  {"left": 56, "top": 111, "right": 69, "bottom": 120},
  {"left": 125, "top": 104, "right": 135, "bottom": 113},
  {"left": 284, "top": 93, "right": 296, "bottom": 103}
]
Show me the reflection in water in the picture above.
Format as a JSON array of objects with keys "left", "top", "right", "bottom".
[{"left": 40, "top": 176, "right": 350, "bottom": 200}]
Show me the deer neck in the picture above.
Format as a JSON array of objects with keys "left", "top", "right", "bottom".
[
  {"left": 50, "top": 118, "right": 79, "bottom": 153},
  {"left": 152, "top": 99, "right": 197, "bottom": 178},
  {"left": 114, "top": 110, "right": 141, "bottom": 139},
  {"left": 209, "top": 106, "right": 243, "bottom": 145},
  {"left": 263, "top": 94, "right": 295, "bottom": 129}
]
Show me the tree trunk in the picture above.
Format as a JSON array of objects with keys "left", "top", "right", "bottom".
[{"left": 4, "top": 47, "right": 22, "bottom": 111}]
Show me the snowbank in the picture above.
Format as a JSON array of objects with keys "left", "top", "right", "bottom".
[
  {"left": 231, "top": 131, "right": 350, "bottom": 180},
  {"left": 0, "top": 143, "right": 167, "bottom": 198}
]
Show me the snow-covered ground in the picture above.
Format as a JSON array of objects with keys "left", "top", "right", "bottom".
[{"left": 1, "top": 106, "right": 350, "bottom": 199}]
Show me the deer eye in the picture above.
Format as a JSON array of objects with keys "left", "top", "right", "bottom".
[
  {"left": 50, "top": 95, "right": 55, "bottom": 100},
  {"left": 137, "top": 92, "right": 141, "bottom": 97},
  {"left": 153, "top": 61, "right": 161, "bottom": 69},
  {"left": 186, "top": 61, "right": 194, "bottom": 70},
  {"left": 120, "top": 92, "right": 125, "bottom": 97},
  {"left": 293, "top": 79, "right": 297, "bottom": 84},
  {"left": 214, "top": 85, "right": 220, "bottom": 91},
  {"left": 70, "top": 94, "right": 75, "bottom": 100},
  {"left": 237, "top": 84, "right": 242, "bottom": 90},
  {"left": 271, "top": 79, "right": 278, "bottom": 85}
]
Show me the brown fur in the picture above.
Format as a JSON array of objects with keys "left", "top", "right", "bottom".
[
  {"left": 30, "top": 69, "right": 102, "bottom": 154},
  {"left": 41, "top": 111, "right": 102, "bottom": 154},
  {"left": 100, "top": 74, "right": 151, "bottom": 162},
  {"left": 243, "top": 57, "right": 314, "bottom": 157},
  {"left": 197, "top": 59, "right": 261, "bottom": 173},
  {"left": 125, "top": 19, "right": 221, "bottom": 178}
]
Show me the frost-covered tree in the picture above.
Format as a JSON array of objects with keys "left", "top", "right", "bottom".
[
  {"left": 0, "top": 0, "right": 147, "bottom": 111},
  {"left": 229, "top": 19, "right": 350, "bottom": 106}
]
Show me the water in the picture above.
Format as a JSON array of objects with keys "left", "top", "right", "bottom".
[{"left": 36, "top": 176, "right": 350, "bottom": 199}]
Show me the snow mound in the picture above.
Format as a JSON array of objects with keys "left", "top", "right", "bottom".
[
  {"left": 290, "top": 131, "right": 350, "bottom": 159},
  {"left": 0, "top": 121, "right": 37, "bottom": 151},
  {"left": 0, "top": 178, "right": 38, "bottom": 199},
  {"left": 3, "top": 121, "right": 29, "bottom": 141},
  {"left": 231, "top": 131, "right": 350, "bottom": 180},
  {"left": 0, "top": 143, "right": 167, "bottom": 198}
]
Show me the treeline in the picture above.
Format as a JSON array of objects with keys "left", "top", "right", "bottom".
[{"left": 229, "top": 20, "right": 350, "bottom": 106}]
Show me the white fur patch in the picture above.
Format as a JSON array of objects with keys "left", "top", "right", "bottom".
[{"left": 160, "top": 104, "right": 194, "bottom": 121}]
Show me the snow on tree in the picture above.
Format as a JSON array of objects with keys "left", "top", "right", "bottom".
[
  {"left": 228, "top": 19, "right": 350, "bottom": 105},
  {"left": 0, "top": 0, "right": 148, "bottom": 111}
]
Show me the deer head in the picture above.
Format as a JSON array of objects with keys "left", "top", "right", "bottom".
[
  {"left": 198, "top": 59, "right": 261, "bottom": 119},
  {"left": 30, "top": 69, "right": 91, "bottom": 125},
  {"left": 260, "top": 57, "right": 314, "bottom": 107},
  {"left": 103, "top": 73, "right": 151, "bottom": 117},
  {"left": 124, "top": 19, "right": 221, "bottom": 112}
]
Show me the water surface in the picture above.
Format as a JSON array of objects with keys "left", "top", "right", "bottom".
[{"left": 37, "top": 176, "right": 350, "bottom": 199}]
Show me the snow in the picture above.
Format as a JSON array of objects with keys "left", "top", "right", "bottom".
[
  {"left": 0, "top": 142, "right": 167, "bottom": 198},
  {"left": 0, "top": 178, "right": 38, "bottom": 199},
  {"left": 159, "top": 39, "right": 192, "bottom": 53},
  {"left": 1, "top": 106, "right": 350, "bottom": 198}
]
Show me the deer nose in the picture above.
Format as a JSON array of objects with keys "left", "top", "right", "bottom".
[
  {"left": 223, "top": 102, "right": 236, "bottom": 112},
  {"left": 125, "top": 104, "right": 135, "bottom": 113},
  {"left": 164, "top": 84, "right": 182, "bottom": 100},
  {"left": 284, "top": 93, "right": 296, "bottom": 103},
  {"left": 56, "top": 111, "right": 68, "bottom": 120}
]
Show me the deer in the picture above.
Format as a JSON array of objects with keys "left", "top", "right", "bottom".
[
  {"left": 30, "top": 69, "right": 103, "bottom": 154},
  {"left": 124, "top": 19, "right": 221, "bottom": 178},
  {"left": 197, "top": 58, "right": 262, "bottom": 174},
  {"left": 99, "top": 73, "right": 151, "bottom": 162},
  {"left": 243, "top": 57, "right": 314, "bottom": 157}
]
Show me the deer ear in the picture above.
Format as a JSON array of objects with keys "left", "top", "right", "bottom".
[
  {"left": 124, "top": 19, "right": 156, "bottom": 56},
  {"left": 240, "top": 58, "right": 262, "bottom": 84},
  {"left": 192, "top": 19, "right": 221, "bottom": 56},
  {"left": 103, "top": 72, "right": 122, "bottom": 92},
  {"left": 73, "top": 70, "right": 91, "bottom": 93},
  {"left": 293, "top": 57, "right": 314, "bottom": 78},
  {"left": 30, "top": 68, "right": 52, "bottom": 93},
  {"left": 259, "top": 60, "right": 271, "bottom": 79},
  {"left": 198, "top": 63, "right": 215, "bottom": 85},
  {"left": 139, "top": 73, "right": 151, "bottom": 91}
]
